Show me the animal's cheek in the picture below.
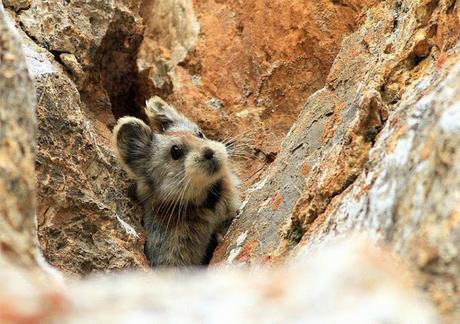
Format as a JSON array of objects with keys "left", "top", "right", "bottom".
[{"left": 219, "top": 149, "right": 228, "bottom": 161}]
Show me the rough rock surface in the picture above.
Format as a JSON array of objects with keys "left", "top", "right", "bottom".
[
  {"left": 138, "top": 0, "right": 378, "bottom": 189},
  {"left": 299, "top": 54, "right": 460, "bottom": 321},
  {"left": 213, "top": 0, "right": 460, "bottom": 321},
  {"left": 2, "top": 0, "right": 380, "bottom": 275},
  {"left": 17, "top": 0, "right": 144, "bottom": 119},
  {"left": 2, "top": 0, "right": 30, "bottom": 12},
  {"left": 0, "top": 5, "right": 36, "bottom": 268},
  {"left": 0, "top": 239, "right": 438, "bottom": 323},
  {"left": 3, "top": 4, "right": 148, "bottom": 275},
  {"left": 1, "top": 0, "right": 460, "bottom": 321},
  {"left": 32, "top": 43, "right": 148, "bottom": 276}
]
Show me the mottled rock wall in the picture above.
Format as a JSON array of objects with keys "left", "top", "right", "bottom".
[
  {"left": 1, "top": 0, "right": 459, "bottom": 321},
  {"left": 2, "top": 0, "right": 378, "bottom": 276},
  {"left": 300, "top": 53, "right": 460, "bottom": 320},
  {"left": 213, "top": 0, "right": 460, "bottom": 320},
  {"left": 3, "top": 1, "right": 148, "bottom": 275},
  {"left": 32, "top": 43, "right": 147, "bottom": 275},
  {"left": 0, "top": 5, "right": 36, "bottom": 268},
  {"left": 138, "top": 0, "right": 378, "bottom": 188}
]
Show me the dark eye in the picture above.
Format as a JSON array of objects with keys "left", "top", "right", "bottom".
[
  {"left": 170, "top": 145, "right": 184, "bottom": 160},
  {"left": 196, "top": 131, "right": 205, "bottom": 139}
]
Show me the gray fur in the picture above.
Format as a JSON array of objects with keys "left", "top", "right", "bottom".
[{"left": 113, "top": 98, "right": 240, "bottom": 267}]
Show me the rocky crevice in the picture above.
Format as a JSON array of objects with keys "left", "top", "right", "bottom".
[
  {"left": 1, "top": 0, "right": 459, "bottom": 321},
  {"left": 89, "top": 4, "right": 145, "bottom": 120},
  {"left": 3, "top": 0, "right": 150, "bottom": 275},
  {"left": 2, "top": 0, "right": 377, "bottom": 275}
]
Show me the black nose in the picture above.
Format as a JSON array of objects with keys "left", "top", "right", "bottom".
[{"left": 203, "top": 148, "right": 214, "bottom": 160}]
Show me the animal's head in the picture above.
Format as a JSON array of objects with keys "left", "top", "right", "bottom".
[{"left": 113, "top": 96, "right": 230, "bottom": 204}]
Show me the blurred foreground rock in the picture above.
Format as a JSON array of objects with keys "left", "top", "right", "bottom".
[
  {"left": 0, "top": 239, "right": 437, "bottom": 323},
  {"left": 0, "top": 5, "right": 36, "bottom": 268}
]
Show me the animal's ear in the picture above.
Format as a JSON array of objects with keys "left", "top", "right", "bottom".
[
  {"left": 145, "top": 96, "right": 193, "bottom": 133},
  {"left": 113, "top": 116, "right": 154, "bottom": 178}
]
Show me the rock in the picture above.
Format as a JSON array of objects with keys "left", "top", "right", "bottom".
[
  {"left": 0, "top": 0, "right": 148, "bottom": 276},
  {"left": 0, "top": 239, "right": 438, "bottom": 323},
  {"left": 2, "top": 0, "right": 30, "bottom": 11},
  {"left": 2, "top": 0, "right": 381, "bottom": 276},
  {"left": 299, "top": 56, "right": 460, "bottom": 321},
  {"left": 59, "top": 53, "right": 85, "bottom": 90},
  {"left": 18, "top": 0, "right": 126, "bottom": 69},
  {"left": 1, "top": 0, "right": 459, "bottom": 320},
  {"left": 0, "top": 4, "right": 36, "bottom": 268},
  {"left": 18, "top": 0, "right": 144, "bottom": 118},
  {"left": 29, "top": 38, "right": 148, "bottom": 276},
  {"left": 2, "top": 8, "right": 148, "bottom": 275},
  {"left": 137, "top": 0, "right": 379, "bottom": 189},
  {"left": 213, "top": 0, "right": 460, "bottom": 321}
]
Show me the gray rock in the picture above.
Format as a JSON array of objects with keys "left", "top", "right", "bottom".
[
  {"left": 213, "top": 1, "right": 460, "bottom": 321},
  {"left": 0, "top": 4, "right": 37, "bottom": 268}
]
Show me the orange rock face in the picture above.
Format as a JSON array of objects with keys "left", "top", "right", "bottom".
[{"left": 138, "top": 0, "right": 378, "bottom": 189}]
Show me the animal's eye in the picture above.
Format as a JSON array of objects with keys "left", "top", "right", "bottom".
[
  {"left": 170, "top": 145, "right": 184, "bottom": 160},
  {"left": 196, "top": 131, "right": 205, "bottom": 139}
]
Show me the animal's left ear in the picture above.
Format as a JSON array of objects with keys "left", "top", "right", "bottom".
[
  {"left": 113, "top": 116, "right": 155, "bottom": 179},
  {"left": 145, "top": 96, "right": 195, "bottom": 133}
]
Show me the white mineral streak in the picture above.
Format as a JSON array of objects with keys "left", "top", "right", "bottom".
[
  {"left": 23, "top": 45, "right": 55, "bottom": 77},
  {"left": 226, "top": 231, "right": 248, "bottom": 265},
  {"left": 116, "top": 216, "right": 140, "bottom": 239}
]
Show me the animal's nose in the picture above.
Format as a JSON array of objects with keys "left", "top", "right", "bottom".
[{"left": 203, "top": 147, "right": 215, "bottom": 160}]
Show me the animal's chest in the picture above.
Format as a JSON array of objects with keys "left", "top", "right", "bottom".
[
  {"left": 144, "top": 204, "right": 218, "bottom": 237},
  {"left": 144, "top": 206, "right": 218, "bottom": 266}
]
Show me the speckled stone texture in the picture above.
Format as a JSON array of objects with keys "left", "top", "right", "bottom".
[
  {"left": 3, "top": 2, "right": 148, "bottom": 275},
  {"left": 213, "top": 0, "right": 460, "bottom": 321},
  {"left": 1, "top": 0, "right": 460, "bottom": 321},
  {"left": 0, "top": 4, "right": 36, "bottom": 268}
]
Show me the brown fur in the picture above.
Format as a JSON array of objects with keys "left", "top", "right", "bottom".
[{"left": 113, "top": 97, "right": 240, "bottom": 267}]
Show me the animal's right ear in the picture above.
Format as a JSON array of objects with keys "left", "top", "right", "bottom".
[
  {"left": 113, "top": 116, "right": 154, "bottom": 178},
  {"left": 145, "top": 96, "right": 191, "bottom": 133}
]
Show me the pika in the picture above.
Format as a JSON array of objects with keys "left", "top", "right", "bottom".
[{"left": 113, "top": 97, "right": 240, "bottom": 267}]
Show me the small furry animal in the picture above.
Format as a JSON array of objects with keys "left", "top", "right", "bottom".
[{"left": 113, "top": 96, "right": 240, "bottom": 267}]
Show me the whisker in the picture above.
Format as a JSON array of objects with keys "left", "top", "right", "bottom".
[{"left": 176, "top": 178, "right": 191, "bottom": 230}]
